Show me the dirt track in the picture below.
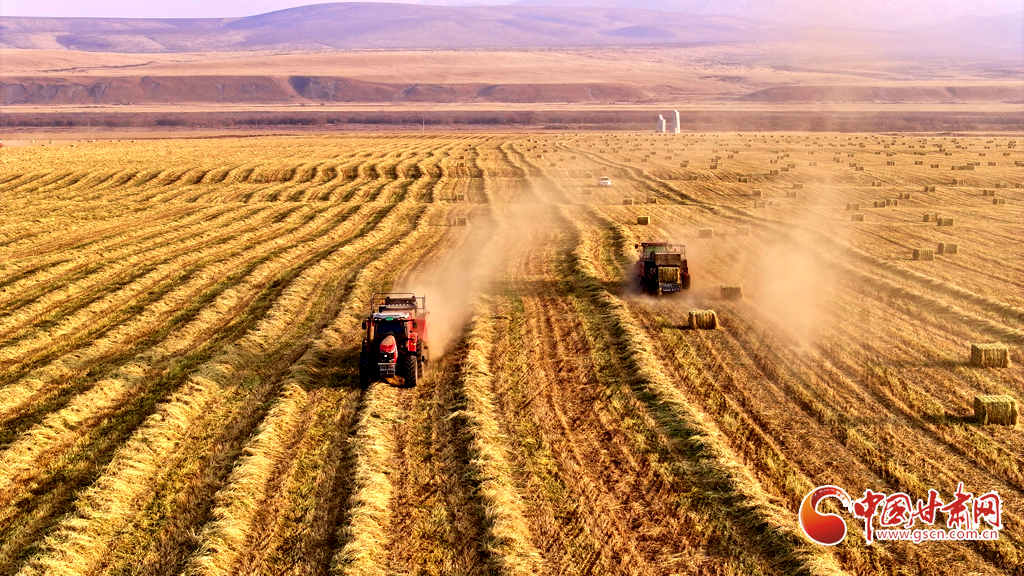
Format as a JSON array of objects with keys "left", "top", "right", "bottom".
[{"left": 0, "top": 132, "right": 1021, "bottom": 575}]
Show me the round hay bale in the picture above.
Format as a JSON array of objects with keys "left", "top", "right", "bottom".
[
  {"left": 851, "top": 213, "right": 865, "bottom": 221},
  {"left": 736, "top": 225, "right": 751, "bottom": 236},
  {"left": 974, "top": 395, "right": 1018, "bottom": 425},
  {"left": 721, "top": 285, "right": 744, "bottom": 300},
  {"left": 636, "top": 216, "right": 650, "bottom": 225},
  {"left": 689, "top": 309, "right": 719, "bottom": 330},
  {"left": 971, "top": 343, "right": 1010, "bottom": 368},
  {"left": 699, "top": 228, "right": 714, "bottom": 238},
  {"left": 623, "top": 198, "right": 634, "bottom": 205}
]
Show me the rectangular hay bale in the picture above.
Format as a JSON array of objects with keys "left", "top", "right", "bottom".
[
  {"left": 974, "top": 395, "right": 1017, "bottom": 425},
  {"left": 971, "top": 343, "right": 1010, "bottom": 368},
  {"left": 937, "top": 242, "right": 958, "bottom": 255},
  {"left": 699, "top": 228, "right": 714, "bottom": 238},
  {"left": 623, "top": 198, "right": 634, "bottom": 205},
  {"left": 912, "top": 249, "right": 934, "bottom": 261},
  {"left": 938, "top": 217, "right": 954, "bottom": 226},
  {"left": 721, "top": 285, "right": 744, "bottom": 300},
  {"left": 688, "top": 309, "right": 719, "bottom": 330},
  {"left": 455, "top": 217, "right": 468, "bottom": 226},
  {"left": 993, "top": 198, "right": 1006, "bottom": 205},
  {"left": 851, "top": 213, "right": 864, "bottom": 221},
  {"left": 636, "top": 216, "right": 650, "bottom": 225}
]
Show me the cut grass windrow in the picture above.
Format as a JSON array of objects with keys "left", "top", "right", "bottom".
[
  {"left": 328, "top": 384, "right": 402, "bottom": 576},
  {"left": 0, "top": 202, "right": 417, "bottom": 572},
  {"left": 0, "top": 204, "right": 360, "bottom": 430},
  {"left": 453, "top": 301, "right": 543, "bottom": 576}
]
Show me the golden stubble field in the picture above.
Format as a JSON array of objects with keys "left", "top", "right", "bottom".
[{"left": 0, "top": 131, "right": 1021, "bottom": 576}]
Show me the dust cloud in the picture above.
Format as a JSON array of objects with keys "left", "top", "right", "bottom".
[
  {"left": 748, "top": 232, "right": 835, "bottom": 341},
  {"left": 397, "top": 202, "right": 548, "bottom": 357},
  {"left": 657, "top": 183, "right": 849, "bottom": 343}
]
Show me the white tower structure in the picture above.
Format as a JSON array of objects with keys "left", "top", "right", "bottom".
[
  {"left": 657, "top": 115, "right": 666, "bottom": 133},
  {"left": 672, "top": 110, "right": 681, "bottom": 133}
]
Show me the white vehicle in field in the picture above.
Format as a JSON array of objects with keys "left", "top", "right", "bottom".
[{"left": 598, "top": 176, "right": 612, "bottom": 187}]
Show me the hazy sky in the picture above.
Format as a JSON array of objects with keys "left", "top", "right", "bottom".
[
  {"left": 0, "top": 0, "right": 1019, "bottom": 21},
  {"left": 0, "top": 0, "right": 416, "bottom": 18}
]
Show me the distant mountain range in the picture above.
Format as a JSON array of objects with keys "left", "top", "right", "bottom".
[
  {"left": 0, "top": 2, "right": 1020, "bottom": 53},
  {"left": 507, "top": 0, "right": 1023, "bottom": 30}
]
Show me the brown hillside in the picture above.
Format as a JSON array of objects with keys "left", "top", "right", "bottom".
[
  {"left": 742, "top": 85, "right": 1024, "bottom": 103},
  {"left": 0, "top": 75, "right": 652, "bottom": 105}
]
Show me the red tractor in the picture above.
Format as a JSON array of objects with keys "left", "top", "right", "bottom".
[
  {"left": 359, "top": 293, "right": 429, "bottom": 388},
  {"left": 635, "top": 242, "right": 690, "bottom": 295}
]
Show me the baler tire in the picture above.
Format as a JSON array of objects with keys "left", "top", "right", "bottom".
[
  {"left": 358, "top": 353, "right": 373, "bottom": 389},
  {"left": 400, "top": 353, "right": 418, "bottom": 388}
]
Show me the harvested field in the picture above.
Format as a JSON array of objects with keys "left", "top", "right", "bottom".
[{"left": 0, "top": 131, "right": 1023, "bottom": 576}]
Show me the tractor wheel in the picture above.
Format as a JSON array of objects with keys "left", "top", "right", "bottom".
[
  {"left": 399, "top": 353, "right": 418, "bottom": 388},
  {"left": 358, "top": 353, "right": 373, "bottom": 389}
]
